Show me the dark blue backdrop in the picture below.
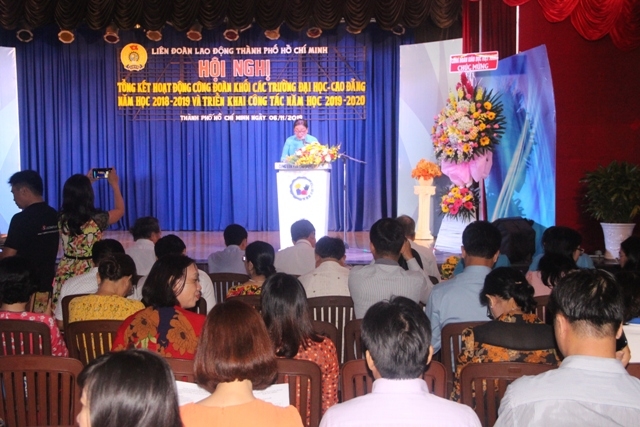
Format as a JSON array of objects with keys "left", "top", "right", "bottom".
[{"left": 0, "top": 25, "right": 408, "bottom": 232}]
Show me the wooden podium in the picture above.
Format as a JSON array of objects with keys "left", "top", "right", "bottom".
[{"left": 275, "top": 163, "right": 331, "bottom": 249}]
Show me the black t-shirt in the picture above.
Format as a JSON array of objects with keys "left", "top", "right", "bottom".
[{"left": 4, "top": 202, "right": 59, "bottom": 292}]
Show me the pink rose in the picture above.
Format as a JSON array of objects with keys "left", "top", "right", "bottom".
[
  {"left": 464, "top": 202, "right": 474, "bottom": 210},
  {"left": 450, "top": 206, "right": 460, "bottom": 215}
]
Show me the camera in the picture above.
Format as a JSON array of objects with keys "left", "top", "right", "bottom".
[{"left": 92, "top": 168, "right": 112, "bottom": 179}]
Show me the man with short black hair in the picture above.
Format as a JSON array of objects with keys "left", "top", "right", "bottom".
[
  {"left": 207, "top": 224, "right": 247, "bottom": 275},
  {"left": 396, "top": 215, "right": 441, "bottom": 282},
  {"left": 1, "top": 170, "right": 59, "bottom": 293},
  {"left": 348, "top": 218, "right": 432, "bottom": 318},
  {"left": 274, "top": 219, "right": 316, "bottom": 275},
  {"left": 299, "top": 236, "right": 350, "bottom": 297},
  {"left": 126, "top": 216, "right": 161, "bottom": 276},
  {"left": 426, "top": 220, "right": 502, "bottom": 353},
  {"left": 320, "top": 296, "right": 480, "bottom": 426},
  {"left": 496, "top": 269, "right": 640, "bottom": 426},
  {"left": 54, "top": 239, "right": 126, "bottom": 328}
]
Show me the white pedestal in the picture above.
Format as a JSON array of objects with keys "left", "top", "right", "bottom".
[
  {"left": 414, "top": 183, "right": 436, "bottom": 240},
  {"left": 434, "top": 216, "right": 473, "bottom": 254},
  {"left": 275, "top": 163, "right": 331, "bottom": 249}
]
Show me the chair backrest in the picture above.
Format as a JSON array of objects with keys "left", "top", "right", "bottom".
[
  {"left": 343, "top": 318, "right": 363, "bottom": 362},
  {"left": 65, "top": 320, "right": 123, "bottom": 365},
  {"left": 208, "top": 273, "right": 250, "bottom": 304},
  {"left": 166, "top": 357, "right": 196, "bottom": 383},
  {"left": 0, "top": 319, "right": 52, "bottom": 356},
  {"left": 534, "top": 295, "right": 551, "bottom": 324},
  {"left": 275, "top": 358, "right": 322, "bottom": 427},
  {"left": 61, "top": 293, "right": 90, "bottom": 332},
  {"left": 627, "top": 363, "right": 640, "bottom": 380},
  {"left": 307, "top": 296, "right": 354, "bottom": 364},
  {"left": 340, "top": 359, "right": 447, "bottom": 402},
  {"left": 311, "top": 320, "right": 339, "bottom": 349},
  {"left": 231, "top": 294, "right": 262, "bottom": 312},
  {"left": 441, "top": 321, "right": 487, "bottom": 395},
  {"left": 186, "top": 297, "right": 207, "bottom": 315},
  {"left": 459, "top": 362, "right": 556, "bottom": 427},
  {"left": 0, "top": 355, "right": 83, "bottom": 427}
]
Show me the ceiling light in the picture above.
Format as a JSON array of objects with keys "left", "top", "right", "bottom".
[
  {"left": 187, "top": 22, "right": 202, "bottom": 42},
  {"left": 58, "top": 29, "right": 75, "bottom": 43},
  {"left": 104, "top": 24, "right": 119, "bottom": 44}
]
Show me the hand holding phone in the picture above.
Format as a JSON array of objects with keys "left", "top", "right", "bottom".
[{"left": 92, "top": 168, "right": 112, "bottom": 179}]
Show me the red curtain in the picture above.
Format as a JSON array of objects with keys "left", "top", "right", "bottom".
[
  {"left": 461, "top": 0, "right": 517, "bottom": 57},
  {"left": 497, "top": 0, "right": 640, "bottom": 51}
]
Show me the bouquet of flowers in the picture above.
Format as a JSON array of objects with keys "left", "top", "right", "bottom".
[
  {"left": 440, "top": 185, "right": 477, "bottom": 220},
  {"left": 440, "top": 256, "right": 460, "bottom": 280},
  {"left": 431, "top": 73, "right": 505, "bottom": 163},
  {"left": 285, "top": 142, "right": 341, "bottom": 167},
  {"left": 411, "top": 159, "right": 442, "bottom": 181}
]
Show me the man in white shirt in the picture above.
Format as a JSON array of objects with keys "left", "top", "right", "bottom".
[
  {"left": 136, "top": 234, "right": 216, "bottom": 313},
  {"left": 349, "top": 218, "right": 432, "bottom": 318},
  {"left": 496, "top": 269, "right": 640, "bottom": 426},
  {"left": 299, "top": 236, "right": 350, "bottom": 298},
  {"left": 396, "top": 215, "right": 441, "bottom": 283},
  {"left": 54, "top": 239, "right": 127, "bottom": 329},
  {"left": 320, "top": 296, "right": 481, "bottom": 427},
  {"left": 274, "top": 219, "right": 316, "bottom": 275},
  {"left": 125, "top": 216, "right": 161, "bottom": 276},
  {"left": 207, "top": 224, "right": 247, "bottom": 275}
]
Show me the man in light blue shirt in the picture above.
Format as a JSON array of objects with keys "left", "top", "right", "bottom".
[
  {"left": 207, "top": 224, "right": 247, "bottom": 275},
  {"left": 496, "top": 269, "right": 640, "bottom": 426},
  {"left": 280, "top": 119, "right": 318, "bottom": 160},
  {"left": 425, "top": 221, "right": 502, "bottom": 353}
]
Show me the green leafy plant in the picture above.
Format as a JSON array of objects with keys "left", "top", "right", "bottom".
[{"left": 581, "top": 161, "right": 640, "bottom": 223}]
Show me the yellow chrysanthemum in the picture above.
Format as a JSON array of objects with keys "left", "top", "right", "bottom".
[
  {"left": 462, "top": 144, "right": 471, "bottom": 153},
  {"left": 479, "top": 123, "right": 486, "bottom": 131},
  {"left": 472, "top": 112, "right": 480, "bottom": 119},
  {"left": 480, "top": 136, "right": 490, "bottom": 146},
  {"left": 483, "top": 101, "right": 492, "bottom": 110},
  {"left": 441, "top": 205, "right": 449, "bottom": 213},
  {"left": 487, "top": 111, "right": 496, "bottom": 120}
]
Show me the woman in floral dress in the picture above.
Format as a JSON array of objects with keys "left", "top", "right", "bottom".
[
  {"left": 226, "top": 241, "right": 276, "bottom": 298},
  {"left": 451, "top": 267, "right": 561, "bottom": 401},
  {"left": 52, "top": 169, "right": 124, "bottom": 307},
  {"left": 111, "top": 254, "right": 205, "bottom": 359}
]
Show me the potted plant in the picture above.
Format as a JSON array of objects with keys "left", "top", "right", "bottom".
[{"left": 581, "top": 161, "right": 640, "bottom": 259}]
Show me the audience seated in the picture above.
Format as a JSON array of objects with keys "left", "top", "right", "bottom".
[
  {"left": 77, "top": 350, "right": 182, "bottom": 427},
  {"left": 299, "top": 236, "right": 350, "bottom": 297},
  {"left": 55, "top": 239, "right": 127, "bottom": 329},
  {"left": 426, "top": 221, "right": 502, "bottom": 353},
  {"left": 53, "top": 170, "right": 124, "bottom": 308},
  {"left": 207, "top": 224, "right": 248, "bottom": 274},
  {"left": 528, "top": 253, "right": 577, "bottom": 296},
  {"left": 349, "top": 218, "right": 432, "bottom": 318},
  {"left": 0, "top": 256, "right": 68, "bottom": 356},
  {"left": 527, "top": 226, "right": 594, "bottom": 271},
  {"left": 180, "top": 299, "right": 303, "bottom": 427},
  {"left": 262, "top": 273, "right": 339, "bottom": 414},
  {"left": 112, "top": 254, "right": 205, "bottom": 359},
  {"left": 619, "top": 271, "right": 640, "bottom": 363},
  {"left": 135, "top": 235, "right": 216, "bottom": 313},
  {"left": 620, "top": 236, "right": 640, "bottom": 271},
  {"left": 451, "top": 267, "right": 560, "bottom": 401},
  {"left": 320, "top": 296, "right": 480, "bottom": 427},
  {"left": 396, "top": 215, "right": 441, "bottom": 282},
  {"left": 226, "top": 241, "right": 276, "bottom": 298},
  {"left": 126, "top": 216, "right": 161, "bottom": 276},
  {"left": 496, "top": 269, "right": 640, "bottom": 426},
  {"left": 68, "top": 253, "right": 144, "bottom": 323},
  {"left": 274, "top": 219, "right": 317, "bottom": 275},
  {"left": 452, "top": 253, "right": 511, "bottom": 277}
]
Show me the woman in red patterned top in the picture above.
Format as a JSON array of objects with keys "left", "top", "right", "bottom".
[
  {"left": 0, "top": 257, "right": 68, "bottom": 356},
  {"left": 261, "top": 273, "right": 339, "bottom": 416},
  {"left": 226, "top": 241, "right": 276, "bottom": 298},
  {"left": 111, "top": 254, "right": 205, "bottom": 359}
]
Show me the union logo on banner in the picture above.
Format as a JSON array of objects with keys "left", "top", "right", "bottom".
[
  {"left": 121, "top": 44, "right": 148, "bottom": 71},
  {"left": 450, "top": 51, "right": 499, "bottom": 73},
  {"left": 290, "top": 177, "right": 313, "bottom": 201}
]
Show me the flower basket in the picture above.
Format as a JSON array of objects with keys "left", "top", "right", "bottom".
[
  {"left": 411, "top": 159, "right": 441, "bottom": 183},
  {"left": 440, "top": 184, "right": 477, "bottom": 221},
  {"left": 285, "top": 142, "right": 340, "bottom": 168}
]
